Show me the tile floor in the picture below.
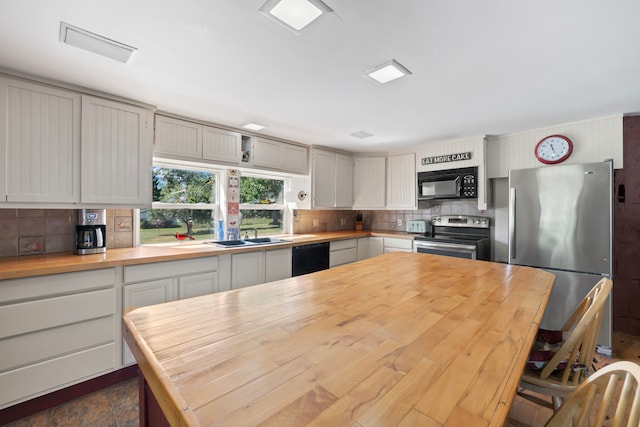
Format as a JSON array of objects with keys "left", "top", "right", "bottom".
[
  {"left": 4, "top": 332, "right": 640, "bottom": 427},
  {"left": 3, "top": 378, "right": 138, "bottom": 427}
]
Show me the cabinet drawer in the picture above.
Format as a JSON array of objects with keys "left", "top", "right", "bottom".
[
  {"left": 0, "top": 316, "right": 114, "bottom": 372},
  {"left": 0, "top": 268, "right": 115, "bottom": 304},
  {"left": 383, "top": 237, "right": 413, "bottom": 250},
  {"left": 330, "top": 239, "right": 357, "bottom": 251},
  {"left": 0, "top": 288, "right": 115, "bottom": 339},
  {"left": 0, "top": 343, "right": 115, "bottom": 409},
  {"left": 330, "top": 247, "right": 358, "bottom": 267},
  {"left": 124, "top": 257, "right": 218, "bottom": 283}
]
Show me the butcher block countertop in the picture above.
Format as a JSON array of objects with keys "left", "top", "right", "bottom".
[
  {"left": 123, "top": 252, "right": 555, "bottom": 427},
  {"left": 0, "top": 230, "right": 410, "bottom": 280}
]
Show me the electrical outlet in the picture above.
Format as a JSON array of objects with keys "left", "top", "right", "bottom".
[
  {"left": 397, "top": 218, "right": 403, "bottom": 226},
  {"left": 313, "top": 219, "right": 319, "bottom": 227},
  {"left": 340, "top": 217, "right": 346, "bottom": 226}
]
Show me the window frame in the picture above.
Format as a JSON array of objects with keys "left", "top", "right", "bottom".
[{"left": 136, "top": 160, "right": 294, "bottom": 245}]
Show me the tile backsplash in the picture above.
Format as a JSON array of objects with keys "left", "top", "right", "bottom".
[
  {"left": 0, "top": 200, "right": 492, "bottom": 257},
  {"left": 0, "top": 209, "right": 135, "bottom": 258},
  {"left": 293, "top": 200, "right": 492, "bottom": 234}
]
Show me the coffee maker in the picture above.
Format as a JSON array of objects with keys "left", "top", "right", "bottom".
[{"left": 74, "top": 209, "right": 106, "bottom": 255}]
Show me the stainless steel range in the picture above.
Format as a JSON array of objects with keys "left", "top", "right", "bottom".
[{"left": 412, "top": 215, "right": 490, "bottom": 260}]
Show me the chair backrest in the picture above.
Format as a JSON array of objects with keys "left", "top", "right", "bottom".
[
  {"left": 545, "top": 361, "right": 640, "bottom": 427},
  {"left": 539, "top": 278, "right": 613, "bottom": 385}
]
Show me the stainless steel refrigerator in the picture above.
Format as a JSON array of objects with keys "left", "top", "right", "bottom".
[{"left": 508, "top": 161, "right": 613, "bottom": 349}]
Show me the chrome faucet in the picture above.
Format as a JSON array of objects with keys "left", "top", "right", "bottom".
[{"left": 252, "top": 228, "right": 258, "bottom": 238}]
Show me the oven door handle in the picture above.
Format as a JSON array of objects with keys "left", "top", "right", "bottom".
[{"left": 414, "top": 241, "right": 477, "bottom": 253}]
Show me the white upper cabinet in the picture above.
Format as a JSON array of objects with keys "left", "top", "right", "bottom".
[
  {"left": 154, "top": 115, "right": 241, "bottom": 165},
  {"left": 81, "top": 95, "right": 153, "bottom": 207},
  {"left": 202, "top": 125, "right": 241, "bottom": 163},
  {"left": 335, "top": 154, "right": 353, "bottom": 207},
  {"left": 281, "top": 142, "right": 309, "bottom": 174},
  {"left": 311, "top": 149, "right": 336, "bottom": 208},
  {"left": 311, "top": 148, "right": 352, "bottom": 208},
  {"left": 353, "top": 157, "right": 386, "bottom": 209},
  {"left": 154, "top": 115, "right": 202, "bottom": 158},
  {"left": 252, "top": 136, "right": 308, "bottom": 174},
  {"left": 0, "top": 77, "right": 81, "bottom": 203},
  {"left": 386, "top": 153, "right": 416, "bottom": 209}
]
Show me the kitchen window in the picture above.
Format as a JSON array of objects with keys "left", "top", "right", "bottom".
[
  {"left": 139, "top": 164, "right": 220, "bottom": 244},
  {"left": 239, "top": 173, "right": 284, "bottom": 236},
  {"left": 138, "top": 162, "right": 289, "bottom": 244}
]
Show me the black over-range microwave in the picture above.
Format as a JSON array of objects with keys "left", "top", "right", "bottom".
[{"left": 417, "top": 166, "right": 478, "bottom": 201}]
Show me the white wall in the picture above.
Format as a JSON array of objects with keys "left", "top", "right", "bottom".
[{"left": 486, "top": 114, "right": 623, "bottom": 178}]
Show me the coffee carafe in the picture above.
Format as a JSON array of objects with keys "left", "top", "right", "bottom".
[{"left": 74, "top": 209, "right": 106, "bottom": 255}]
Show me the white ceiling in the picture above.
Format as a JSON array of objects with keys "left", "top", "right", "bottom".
[{"left": 1, "top": 1, "right": 639, "bottom": 153}]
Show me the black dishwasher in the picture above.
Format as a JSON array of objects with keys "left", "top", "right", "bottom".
[{"left": 292, "top": 242, "right": 330, "bottom": 276}]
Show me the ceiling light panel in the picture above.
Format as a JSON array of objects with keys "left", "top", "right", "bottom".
[
  {"left": 243, "top": 122, "right": 266, "bottom": 131},
  {"left": 260, "top": 0, "right": 333, "bottom": 33},
  {"left": 350, "top": 131, "right": 374, "bottom": 139},
  {"left": 59, "top": 22, "right": 137, "bottom": 63},
  {"left": 366, "top": 60, "right": 412, "bottom": 84}
]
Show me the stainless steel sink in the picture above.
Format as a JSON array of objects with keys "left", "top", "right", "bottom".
[
  {"left": 207, "top": 240, "right": 248, "bottom": 247},
  {"left": 206, "top": 237, "right": 289, "bottom": 248},
  {"left": 243, "top": 237, "right": 288, "bottom": 244}
]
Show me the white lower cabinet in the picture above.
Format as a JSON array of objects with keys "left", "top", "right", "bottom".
[
  {"left": 265, "top": 248, "right": 292, "bottom": 282},
  {"left": 330, "top": 239, "right": 358, "bottom": 267},
  {"left": 383, "top": 237, "right": 413, "bottom": 253},
  {"left": 357, "top": 237, "right": 370, "bottom": 261},
  {"left": 231, "top": 251, "right": 265, "bottom": 289},
  {"left": 0, "top": 268, "right": 116, "bottom": 410},
  {"left": 178, "top": 272, "right": 219, "bottom": 299},
  {"left": 122, "top": 256, "right": 221, "bottom": 365},
  {"left": 232, "top": 248, "right": 292, "bottom": 289},
  {"left": 369, "top": 237, "right": 384, "bottom": 257}
]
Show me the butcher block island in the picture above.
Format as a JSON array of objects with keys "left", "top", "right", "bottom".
[{"left": 123, "top": 252, "right": 554, "bottom": 427}]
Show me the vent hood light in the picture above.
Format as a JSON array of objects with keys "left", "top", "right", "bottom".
[
  {"left": 260, "top": 0, "right": 333, "bottom": 33},
  {"left": 366, "top": 60, "right": 411, "bottom": 84},
  {"left": 242, "top": 123, "right": 266, "bottom": 131},
  {"left": 59, "top": 22, "right": 137, "bottom": 63}
]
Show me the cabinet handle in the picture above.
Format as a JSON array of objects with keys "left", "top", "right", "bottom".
[{"left": 618, "top": 184, "right": 625, "bottom": 203}]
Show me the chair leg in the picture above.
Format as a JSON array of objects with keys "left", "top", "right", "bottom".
[{"left": 552, "top": 395, "right": 563, "bottom": 412}]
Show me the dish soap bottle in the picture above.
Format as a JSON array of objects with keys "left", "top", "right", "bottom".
[{"left": 217, "top": 220, "right": 225, "bottom": 241}]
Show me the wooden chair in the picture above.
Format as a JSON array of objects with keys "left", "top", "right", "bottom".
[
  {"left": 518, "top": 277, "right": 613, "bottom": 411},
  {"left": 545, "top": 361, "right": 640, "bottom": 427}
]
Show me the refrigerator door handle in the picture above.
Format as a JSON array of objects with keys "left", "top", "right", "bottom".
[{"left": 509, "top": 187, "right": 516, "bottom": 259}]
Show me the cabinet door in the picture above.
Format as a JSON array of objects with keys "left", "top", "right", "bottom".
[
  {"left": 81, "top": 95, "right": 153, "bottom": 206},
  {"left": 281, "top": 143, "right": 308, "bottom": 174},
  {"left": 154, "top": 115, "right": 202, "bottom": 158},
  {"left": 0, "top": 77, "right": 80, "bottom": 203},
  {"left": 231, "top": 251, "right": 265, "bottom": 289},
  {"left": 265, "top": 248, "right": 292, "bottom": 282},
  {"left": 312, "top": 149, "right": 337, "bottom": 208},
  {"left": 122, "top": 278, "right": 174, "bottom": 365},
  {"left": 202, "top": 126, "right": 241, "bottom": 164},
  {"left": 353, "top": 157, "right": 386, "bottom": 209},
  {"left": 369, "top": 237, "right": 384, "bottom": 257},
  {"left": 387, "top": 153, "right": 416, "bottom": 209},
  {"left": 335, "top": 154, "right": 353, "bottom": 207},
  {"left": 357, "top": 237, "right": 369, "bottom": 261},
  {"left": 178, "top": 272, "right": 219, "bottom": 299},
  {"left": 252, "top": 137, "right": 281, "bottom": 168}
]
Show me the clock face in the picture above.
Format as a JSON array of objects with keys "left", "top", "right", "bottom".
[{"left": 535, "top": 135, "right": 573, "bottom": 164}]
